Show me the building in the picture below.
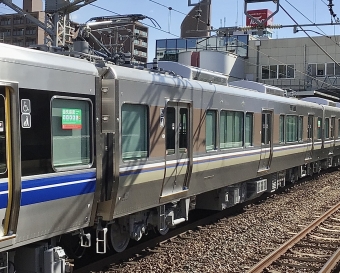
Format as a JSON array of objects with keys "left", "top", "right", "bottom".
[
  {"left": 155, "top": 35, "right": 249, "bottom": 63},
  {"left": 90, "top": 21, "right": 148, "bottom": 64},
  {"left": 158, "top": 2, "right": 340, "bottom": 97},
  {"left": 246, "top": 35, "right": 340, "bottom": 95},
  {"left": 0, "top": 0, "right": 44, "bottom": 47}
]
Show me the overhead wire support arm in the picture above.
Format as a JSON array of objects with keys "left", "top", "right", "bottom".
[{"left": 279, "top": 3, "right": 340, "bottom": 72}]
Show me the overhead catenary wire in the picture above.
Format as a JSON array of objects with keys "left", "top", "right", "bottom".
[
  {"left": 285, "top": 0, "right": 340, "bottom": 47},
  {"left": 89, "top": 3, "right": 179, "bottom": 37},
  {"left": 148, "top": 0, "right": 210, "bottom": 28},
  {"left": 90, "top": 2, "right": 340, "bottom": 91},
  {"left": 280, "top": 3, "right": 340, "bottom": 71}
]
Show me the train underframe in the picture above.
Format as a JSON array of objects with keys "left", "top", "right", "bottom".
[{"left": 1, "top": 157, "right": 338, "bottom": 273}]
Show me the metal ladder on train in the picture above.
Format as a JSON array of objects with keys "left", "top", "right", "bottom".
[{"left": 158, "top": 205, "right": 167, "bottom": 233}]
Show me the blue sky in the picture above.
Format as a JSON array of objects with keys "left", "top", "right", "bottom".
[{"left": 1, "top": 0, "right": 340, "bottom": 61}]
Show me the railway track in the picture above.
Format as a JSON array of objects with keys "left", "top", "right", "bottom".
[
  {"left": 74, "top": 170, "right": 340, "bottom": 273},
  {"left": 247, "top": 202, "right": 340, "bottom": 273},
  {"left": 73, "top": 204, "right": 246, "bottom": 273}
]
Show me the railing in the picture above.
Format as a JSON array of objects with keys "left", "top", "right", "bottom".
[{"left": 260, "top": 76, "right": 340, "bottom": 92}]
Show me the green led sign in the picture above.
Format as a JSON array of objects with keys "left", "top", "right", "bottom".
[{"left": 62, "top": 108, "right": 82, "bottom": 129}]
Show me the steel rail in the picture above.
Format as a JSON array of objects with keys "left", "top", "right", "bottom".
[
  {"left": 319, "top": 247, "right": 340, "bottom": 273},
  {"left": 247, "top": 202, "right": 340, "bottom": 273}
]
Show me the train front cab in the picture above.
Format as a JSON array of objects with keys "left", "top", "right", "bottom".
[{"left": 0, "top": 82, "right": 21, "bottom": 250}]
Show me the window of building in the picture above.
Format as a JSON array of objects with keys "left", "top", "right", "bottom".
[
  {"left": 206, "top": 110, "right": 217, "bottom": 151},
  {"left": 13, "top": 17, "right": 24, "bottom": 25},
  {"left": 156, "top": 39, "right": 166, "bottom": 49},
  {"left": 121, "top": 104, "right": 148, "bottom": 160},
  {"left": 326, "top": 63, "right": 335, "bottom": 76},
  {"left": 167, "top": 39, "right": 177, "bottom": 49},
  {"left": 262, "top": 64, "right": 295, "bottom": 79},
  {"left": 177, "top": 39, "right": 186, "bottom": 49},
  {"left": 187, "top": 38, "right": 198, "bottom": 49},
  {"left": 278, "top": 65, "right": 287, "bottom": 78},
  {"left": 325, "top": 118, "right": 330, "bottom": 138},
  {"left": 220, "top": 111, "right": 244, "bottom": 149},
  {"left": 308, "top": 63, "right": 340, "bottom": 76},
  {"left": 245, "top": 112, "right": 253, "bottom": 147},
  {"left": 270, "top": 65, "right": 277, "bottom": 79},
  {"left": 287, "top": 65, "right": 295, "bottom": 78},
  {"left": 279, "top": 115, "right": 285, "bottom": 143},
  {"left": 0, "top": 19, "right": 11, "bottom": 26},
  {"left": 262, "top": 66, "right": 269, "bottom": 79},
  {"left": 0, "top": 29, "right": 11, "bottom": 37},
  {"left": 317, "top": 117, "right": 322, "bottom": 139},
  {"left": 286, "top": 115, "right": 298, "bottom": 142},
  {"left": 51, "top": 98, "right": 92, "bottom": 170},
  {"left": 317, "top": 63, "right": 325, "bottom": 76},
  {"left": 336, "top": 64, "right": 340, "bottom": 76}
]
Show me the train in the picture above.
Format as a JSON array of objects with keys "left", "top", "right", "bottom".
[{"left": 0, "top": 41, "right": 340, "bottom": 272}]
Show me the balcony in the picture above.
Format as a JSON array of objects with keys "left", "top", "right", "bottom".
[
  {"left": 12, "top": 30, "right": 24, "bottom": 36},
  {"left": 13, "top": 18, "right": 24, "bottom": 25},
  {"left": 0, "top": 20, "right": 11, "bottom": 26}
]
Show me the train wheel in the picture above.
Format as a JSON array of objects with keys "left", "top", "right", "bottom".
[
  {"left": 60, "top": 233, "right": 86, "bottom": 259},
  {"left": 157, "top": 225, "right": 169, "bottom": 235},
  {"left": 108, "top": 222, "right": 130, "bottom": 253}
]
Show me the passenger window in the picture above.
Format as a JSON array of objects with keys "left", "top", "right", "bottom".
[
  {"left": 279, "top": 115, "right": 285, "bottom": 143},
  {"left": 325, "top": 118, "right": 330, "bottom": 139},
  {"left": 51, "top": 98, "right": 92, "bottom": 170},
  {"left": 331, "top": 117, "right": 335, "bottom": 138},
  {"left": 220, "top": 110, "right": 244, "bottom": 149},
  {"left": 206, "top": 110, "right": 217, "bottom": 151},
  {"left": 338, "top": 119, "right": 340, "bottom": 138},
  {"left": 0, "top": 94, "right": 6, "bottom": 173},
  {"left": 245, "top": 113, "right": 253, "bottom": 147},
  {"left": 286, "top": 115, "right": 297, "bottom": 142},
  {"left": 317, "top": 117, "right": 322, "bottom": 139},
  {"left": 121, "top": 104, "right": 148, "bottom": 160},
  {"left": 298, "top": 116, "right": 303, "bottom": 141}
]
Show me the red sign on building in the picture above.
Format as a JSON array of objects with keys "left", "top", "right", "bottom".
[{"left": 246, "top": 9, "right": 273, "bottom": 27}]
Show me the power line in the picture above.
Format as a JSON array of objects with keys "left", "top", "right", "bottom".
[
  {"left": 89, "top": 3, "right": 179, "bottom": 37},
  {"left": 87, "top": 1, "right": 340, "bottom": 91},
  {"left": 148, "top": 0, "right": 210, "bottom": 27},
  {"left": 285, "top": 0, "right": 327, "bottom": 36},
  {"left": 280, "top": 3, "right": 340, "bottom": 69},
  {"left": 285, "top": 0, "right": 340, "bottom": 48}
]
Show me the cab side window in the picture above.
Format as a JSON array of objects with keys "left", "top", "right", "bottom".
[{"left": 51, "top": 98, "right": 92, "bottom": 170}]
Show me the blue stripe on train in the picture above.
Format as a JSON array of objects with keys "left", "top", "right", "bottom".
[{"left": 0, "top": 171, "right": 96, "bottom": 209}]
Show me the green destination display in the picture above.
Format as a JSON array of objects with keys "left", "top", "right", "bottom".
[{"left": 62, "top": 108, "right": 82, "bottom": 129}]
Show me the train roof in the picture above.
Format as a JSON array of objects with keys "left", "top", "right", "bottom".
[
  {"left": 106, "top": 64, "right": 325, "bottom": 109},
  {"left": 0, "top": 43, "right": 98, "bottom": 95}
]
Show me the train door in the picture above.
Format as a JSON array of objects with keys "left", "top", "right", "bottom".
[
  {"left": 0, "top": 84, "right": 21, "bottom": 244},
  {"left": 258, "top": 110, "right": 273, "bottom": 172},
  {"left": 161, "top": 101, "right": 192, "bottom": 199},
  {"left": 305, "top": 115, "right": 314, "bottom": 160}
]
